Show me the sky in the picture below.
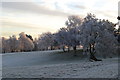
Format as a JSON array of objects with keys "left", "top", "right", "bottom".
[{"left": 0, "top": 0, "right": 119, "bottom": 38}]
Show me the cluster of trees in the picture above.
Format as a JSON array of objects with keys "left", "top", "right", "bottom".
[
  {"left": 1, "top": 32, "right": 34, "bottom": 53},
  {"left": 1, "top": 13, "right": 119, "bottom": 60}
]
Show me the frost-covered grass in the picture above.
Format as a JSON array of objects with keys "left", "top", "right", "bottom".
[
  {"left": 2, "top": 50, "right": 119, "bottom": 78},
  {"left": 3, "top": 57, "right": 118, "bottom": 78}
]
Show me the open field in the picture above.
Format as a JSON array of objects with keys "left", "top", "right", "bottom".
[{"left": 2, "top": 50, "right": 119, "bottom": 78}]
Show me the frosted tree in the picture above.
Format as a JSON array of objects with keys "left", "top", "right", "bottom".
[
  {"left": 18, "top": 32, "right": 34, "bottom": 51},
  {"left": 1, "top": 37, "right": 7, "bottom": 53},
  {"left": 55, "top": 16, "right": 83, "bottom": 52},
  {"left": 1, "top": 36, "right": 20, "bottom": 53},
  {"left": 65, "top": 15, "right": 83, "bottom": 53},
  {"left": 33, "top": 38, "right": 39, "bottom": 51},
  {"left": 95, "top": 19, "right": 118, "bottom": 58},
  {"left": 55, "top": 27, "right": 71, "bottom": 52},
  {"left": 80, "top": 13, "right": 117, "bottom": 61},
  {"left": 37, "top": 32, "right": 55, "bottom": 50},
  {"left": 1, "top": 37, "right": 11, "bottom": 53},
  {"left": 8, "top": 35, "right": 20, "bottom": 52},
  {"left": 67, "top": 27, "right": 81, "bottom": 51},
  {"left": 65, "top": 15, "right": 83, "bottom": 28}
]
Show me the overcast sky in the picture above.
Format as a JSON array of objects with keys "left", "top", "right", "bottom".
[{"left": 1, "top": 0, "right": 119, "bottom": 38}]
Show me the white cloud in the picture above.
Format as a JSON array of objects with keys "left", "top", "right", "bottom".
[
  {"left": 1, "top": 0, "right": 34, "bottom": 2},
  {"left": 1, "top": 0, "right": 119, "bottom": 37},
  {"left": 2, "top": 2, "right": 72, "bottom": 17}
]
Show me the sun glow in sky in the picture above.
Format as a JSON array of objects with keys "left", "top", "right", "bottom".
[{"left": 0, "top": 0, "right": 119, "bottom": 38}]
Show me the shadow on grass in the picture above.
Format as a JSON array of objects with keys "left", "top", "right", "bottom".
[
  {"left": 47, "top": 49, "right": 88, "bottom": 62},
  {"left": 50, "top": 49, "right": 118, "bottom": 62}
]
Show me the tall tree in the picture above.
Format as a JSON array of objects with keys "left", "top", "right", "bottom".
[
  {"left": 65, "top": 15, "right": 83, "bottom": 54},
  {"left": 80, "top": 13, "right": 117, "bottom": 61},
  {"left": 55, "top": 27, "right": 71, "bottom": 52}
]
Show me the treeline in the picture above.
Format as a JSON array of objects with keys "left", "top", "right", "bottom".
[{"left": 0, "top": 13, "right": 120, "bottom": 59}]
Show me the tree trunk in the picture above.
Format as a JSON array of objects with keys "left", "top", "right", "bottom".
[
  {"left": 63, "top": 46, "right": 66, "bottom": 52},
  {"left": 51, "top": 46, "right": 53, "bottom": 50},
  {"left": 73, "top": 46, "right": 77, "bottom": 56},
  {"left": 68, "top": 46, "right": 70, "bottom": 52},
  {"left": 89, "top": 44, "right": 102, "bottom": 61}
]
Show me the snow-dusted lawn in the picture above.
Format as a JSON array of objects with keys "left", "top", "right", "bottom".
[
  {"left": 2, "top": 50, "right": 118, "bottom": 78},
  {"left": 2, "top": 50, "right": 63, "bottom": 67}
]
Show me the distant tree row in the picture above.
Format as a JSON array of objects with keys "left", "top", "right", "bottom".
[
  {"left": 1, "top": 32, "right": 34, "bottom": 53},
  {"left": 0, "top": 13, "right": 119, "bottom": 60}
]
